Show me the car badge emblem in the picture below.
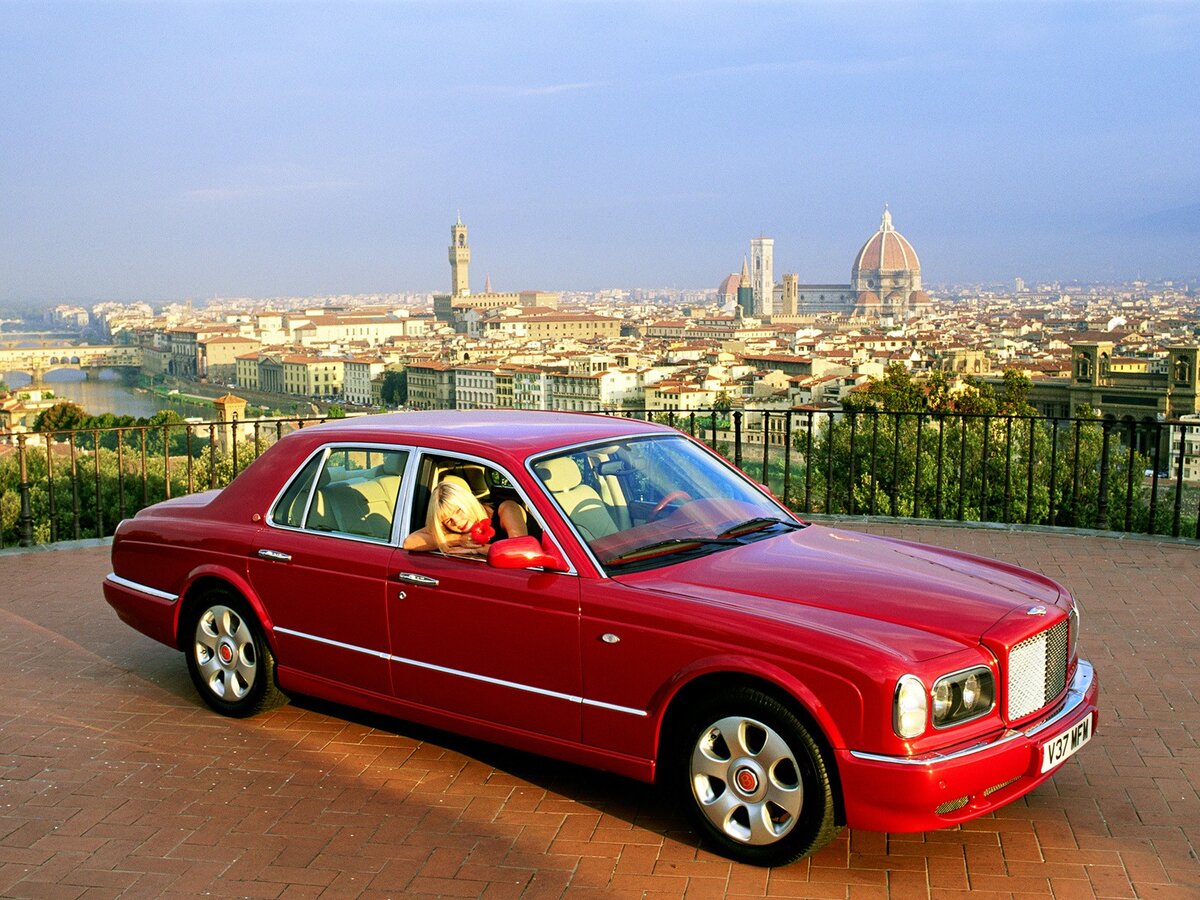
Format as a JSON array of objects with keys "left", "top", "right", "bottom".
[{"left": 1026, "top": 606, "right": 1047, "bottom": 616}]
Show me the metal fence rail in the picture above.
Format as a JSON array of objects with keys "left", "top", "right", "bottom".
[
  {"left": 2, "top": 408, "right": 1198, "bottom": 548},
  {"left": 1, "top": 415, "right": 327, "bottom": 548}
]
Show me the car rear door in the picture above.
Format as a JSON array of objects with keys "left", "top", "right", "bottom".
[{"left": 247, "top": 445, "right": 410, "bottom": 697}]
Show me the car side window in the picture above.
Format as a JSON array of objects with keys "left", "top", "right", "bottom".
[
  {"left": 271, "top": 454, "right": 323, "bottom": 528},
  {"left": 303, "top": 448, "right": 409, "bottom": 541}
]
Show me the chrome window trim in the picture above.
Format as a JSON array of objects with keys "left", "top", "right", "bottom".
[
  {"left": 105, "top": 573, "right": 178, "bottom": 603},
  {"left": 273, "top": 626, "right": 646, "bottom": 717},
  {"left": 265, "top": 442, "right": 418, "bottom": 545},
  {"left": 851, "top": 660, "right": 1094, "bottom": 767}
]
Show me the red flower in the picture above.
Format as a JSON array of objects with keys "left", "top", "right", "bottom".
[{"left": 470, "top": 519, "right": 496, "bottom": 544}]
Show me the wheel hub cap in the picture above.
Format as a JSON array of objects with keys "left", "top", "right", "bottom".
[
  {"left": 735, "top": 766, "right": 759, "bottom": 794},
  {"left": 218, "top": 642, "right": 235, "bottom": 665}
]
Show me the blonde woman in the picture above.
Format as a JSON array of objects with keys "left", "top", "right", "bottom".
[{"left": 403, "top": 478, "right": 527, "bottom": 555}]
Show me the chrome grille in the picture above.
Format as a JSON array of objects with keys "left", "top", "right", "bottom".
[{"left": 1007, "top": 619, "right": 1069, "bottom": 720}]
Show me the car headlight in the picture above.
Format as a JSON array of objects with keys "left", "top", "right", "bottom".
[
  {"left": 894, "top": 674, "right": 927, "bottom": 738},
  {"left": 931, "top": 667, "right": 995, "bottom": 728}
]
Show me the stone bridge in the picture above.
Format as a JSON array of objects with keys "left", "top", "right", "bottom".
[{"left": 0, "top": 344, "right": 142, "bottom": 381}]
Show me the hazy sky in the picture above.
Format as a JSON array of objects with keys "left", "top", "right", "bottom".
[{"left": 2, "top": 1, "right": 1198, "bottom": 303}]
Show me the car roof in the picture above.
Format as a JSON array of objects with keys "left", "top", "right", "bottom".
[{"left": 297, "top": 409, "right": 672, "bottom": 457}]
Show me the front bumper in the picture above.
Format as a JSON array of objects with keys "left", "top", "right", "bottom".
[{"left": 838, "top": 659, "right": 1098, "bottom": 833}]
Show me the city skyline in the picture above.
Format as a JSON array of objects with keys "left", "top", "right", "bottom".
[{"left": 2, "top": 1, "right": 1198, "bottom": 303}]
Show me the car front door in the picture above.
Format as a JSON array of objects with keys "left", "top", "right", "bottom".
[{"left": 385, "top": 453, "right": 582, "bottom": 742}]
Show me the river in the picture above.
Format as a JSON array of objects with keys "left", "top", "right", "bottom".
[{"left": 3, "top": 369, "right": 216, "bottom": 420}]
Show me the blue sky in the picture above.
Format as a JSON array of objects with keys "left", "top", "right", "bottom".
[{"left": 1, "top": 1, "right": 1197, "bottom": 303}]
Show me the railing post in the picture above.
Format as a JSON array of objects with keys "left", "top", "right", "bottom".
[
  {"left": 93, "top": 429, "right": 103, "bottom": 537},
  {"left": 116, "top": 428, "right": 126, "bottom": 521},
  {"left": 209, "top": 422, "right": 218, "bottom": 489},
  {"left": 847, "top": 411, "right": 857, "bottom": 515},
  {"left": 956, "top": 415, "right": 967, "bottom": 521},
  {"left": 804, "top": 410, "right": 814, "bottom": 514},
  {"left": 17, "top": 434, "right": 34, "bottom": 547},
  {"left": 824, "top": 413, "right": 834, "bottom": 513},
  {"left": 186, "top": 425, "right": 195, "bottom": 494},
  {"left": 1002, "top": 417, "right": 1013, "bottom": 523},
  {"left": 913, "top": 413, "right": 924, "bottom": 518},
  {"left": 935, "top": 414, "right": 945, "bottom": 520},
  {"left": 1172, "top": 422, "right": 1185, "bottom": 537},
  {"left": 1071, "top": 419, "right": 1082, "bottom": 526},
  {"left": 163, "top": 424, "right": 171, "bottom": 500},
  {"left": 1048, "top": 418, "right": 1060, "bottom": 526},
  {"left": 889, "top": 411, "right": 900, "bottom": 518},
  {"left": 760, "top": 411, "right": 771, "bottom": 489},
  {"left": 1024, "top": 418, "right": 1036, "bottom": 526},
  {"left": 1148, "top": 421, "right": 1162, "bottom": 535},
  {"left": 782, "top": 410, "right": 793, "bottom": 508},
  {"left": 1124, "top": 420, "right": 1137, "bottom": 533},
  {"left": 733, "top": 411, "right": 743, "bottom": 469},
  {"left": 1096, "top": 419, "right": 1112, "bottom": 531},
  {"left": 46, "top": 433, "right": 57, "bottom": 543},
  {"left": 981, "top": 416, "right": 991, "bottom": 522},
  {"left": 869, "top": 411, "right": 880, "bottom": 516},
  {"left": 69, "top": 431, "right": 81, "bottom": 541}
]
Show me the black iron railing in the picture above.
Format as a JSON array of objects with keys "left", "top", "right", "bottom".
[
  {"left": 2, "top": 407, "right": 1198, "bottom": 548},
  {"left": 0, "top": 415, "right": 327, "bottom": 548}
]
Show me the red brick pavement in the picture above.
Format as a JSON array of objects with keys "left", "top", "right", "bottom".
[{"left": 0, "top": 524, "right": 1197, "bottom": 898}]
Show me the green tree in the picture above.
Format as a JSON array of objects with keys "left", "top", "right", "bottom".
[
  {"left": 34, "top": 401, "right": 89, "bottom": 433},
  {"left": 380, "top": 370, "right": 407, "bottom": 406},
  {"left": 327, "top": 404, "right": 346, "bottom": 419}
]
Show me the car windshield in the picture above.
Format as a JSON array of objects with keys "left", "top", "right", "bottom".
[{"left": 531, "top": 434, "right": 802, "bottom": 571}]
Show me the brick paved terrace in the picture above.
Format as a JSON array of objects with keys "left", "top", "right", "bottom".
[{"left": 1, "top": 524, "right": 1197, "bottom": 899}]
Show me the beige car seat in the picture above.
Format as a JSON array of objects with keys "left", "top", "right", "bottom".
[{"left": 534, "top": 457, "right": 619, "bottom": 542}]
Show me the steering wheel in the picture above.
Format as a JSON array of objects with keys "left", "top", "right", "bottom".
[{"left": 650, "top": 490, "right": 692, "bottom": 520}]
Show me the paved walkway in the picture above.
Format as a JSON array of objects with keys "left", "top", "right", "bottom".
[{"left": 0, "top": 524, "right": 1197, "bottom": 898}]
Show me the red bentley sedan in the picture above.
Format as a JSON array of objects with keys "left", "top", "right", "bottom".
[{"left": 104, "top": 410, "right": 1098, "bottom": 866}]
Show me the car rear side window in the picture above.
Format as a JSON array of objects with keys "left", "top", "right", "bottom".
[
  {"left": 271, "top": 454, "right": 323, "bottom": 528},
  {"left": 305, "top": 448, "right": 409, "bottom": 541}
]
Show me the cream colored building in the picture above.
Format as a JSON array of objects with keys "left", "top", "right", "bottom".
[
  {"left": 344, "top": 357, "right": 386, "bottom": 406},
  {"left": 282, "top": 355, "right": 345, "bottom": 398}
]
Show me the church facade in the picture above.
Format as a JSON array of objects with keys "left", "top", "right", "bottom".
[{"left": 766, "top": 207, "right": 931, "bottom": 322}]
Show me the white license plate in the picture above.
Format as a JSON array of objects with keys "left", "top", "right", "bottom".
[{"left": 1040, "top": 715, "right": 1092, "bottom": 773}]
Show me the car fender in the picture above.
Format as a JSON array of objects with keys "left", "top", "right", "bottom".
[
  {"left": 650, "top": 651, "right": 859, "bottom": 758},
  {"left": 177, "top": 563, "right": 277, "bottom": 653}
]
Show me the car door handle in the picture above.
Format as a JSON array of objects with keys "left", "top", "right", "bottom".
[
  {"left": 257, "top": 549, "right": 292, "bottom": 562},
  {"left": 396, "top": 572, "right": 439, "bottom": 587}
]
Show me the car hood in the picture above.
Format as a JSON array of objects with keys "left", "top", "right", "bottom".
[{"left": 611, "top": 524, "right": 1066, "bottom": 660}]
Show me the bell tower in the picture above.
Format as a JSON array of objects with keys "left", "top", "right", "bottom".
[{"left": 449, "top": 215, "right": 470, "bottom": 298}]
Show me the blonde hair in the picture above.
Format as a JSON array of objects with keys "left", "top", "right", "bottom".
[{"left": 426, "top": 479, "right": 488, "bottom": 553}]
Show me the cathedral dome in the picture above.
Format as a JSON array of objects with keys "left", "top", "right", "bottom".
[
  {"left": 852, "top": 206, "right": 921, "bottom": 281},
  {"left": 908, "top": 289, "right": 932, "bottom": 306},
  {"left": 855, "top": 290, "right": 881, "bottom": 306}
]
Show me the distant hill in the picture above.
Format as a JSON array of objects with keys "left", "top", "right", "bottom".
[{"left": 1110, "top": 202, "right": 1200, "bottom": 236}]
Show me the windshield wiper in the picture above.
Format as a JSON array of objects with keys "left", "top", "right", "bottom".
[
  {"left": 604, "top": 537, "right": 741, "bottom": 568},
  {"left": 717, "top": 516, "right": 806, "bottom": 539}
]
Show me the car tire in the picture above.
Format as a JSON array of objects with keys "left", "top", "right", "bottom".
[
  {"left": 673, "top": 686, "right": 840, "bottom": 867},
  {"left": 184, "top": 589, "right": 286, "bottom": 718}
]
